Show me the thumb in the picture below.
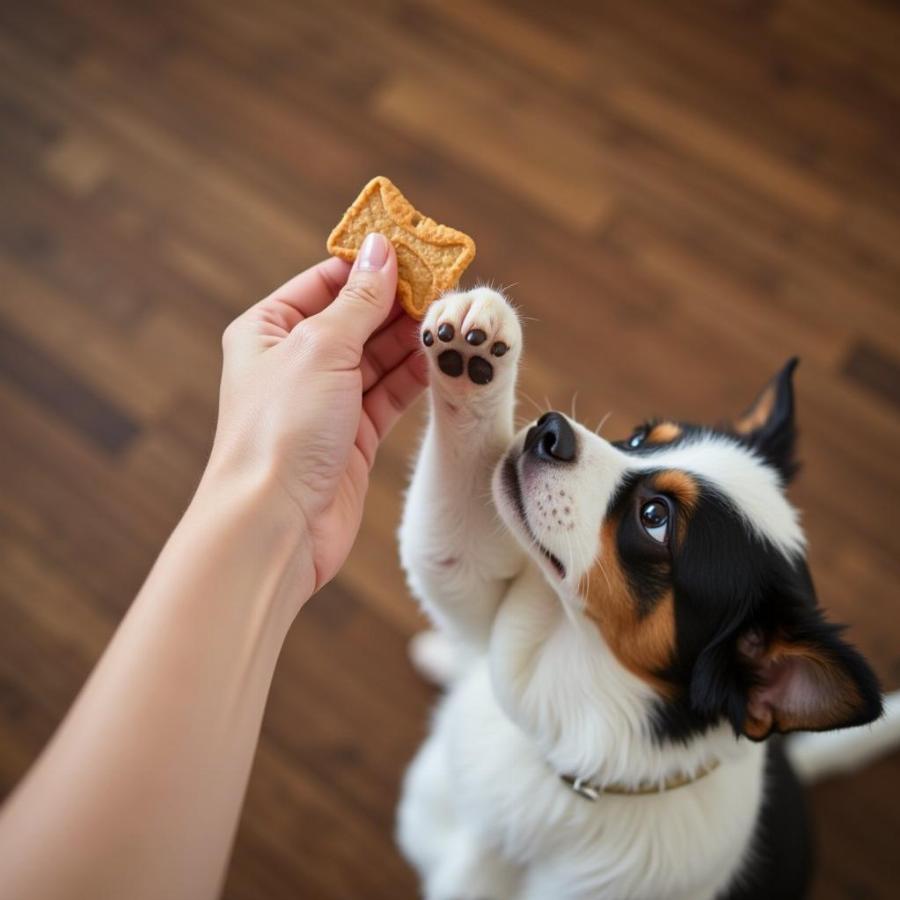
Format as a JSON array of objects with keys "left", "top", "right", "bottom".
[{"left": 318, "top": 232, "right": 397, "bottom": 349}]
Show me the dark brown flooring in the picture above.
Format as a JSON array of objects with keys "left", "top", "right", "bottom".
[{"left": 1, "top": 1, "right": 899, "bottom": 898}]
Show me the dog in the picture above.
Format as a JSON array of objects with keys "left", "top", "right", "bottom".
[{"left": 396, "top": 287, "right": 896, "bottom": 900}]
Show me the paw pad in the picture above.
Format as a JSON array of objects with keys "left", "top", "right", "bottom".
[
  {"left": 467, "top": 356, "right": 493, "bottom": 384},
  {"left": 437, "top": 350, "right": 464, "bottom": 377},
  {"left": 421, "top": 291, "right": 517, "bottom": 388}
]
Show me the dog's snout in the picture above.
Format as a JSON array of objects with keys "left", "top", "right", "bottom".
[{"left": 524, "top": 411, "right": 577, "bottom": 463}]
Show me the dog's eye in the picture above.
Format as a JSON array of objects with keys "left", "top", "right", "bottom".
[
  {"left": 640, "top": 498, "right": 670, "bottom": 543},
  {"left": 627, "top": 428, "right": 648, "bottom": 449}
]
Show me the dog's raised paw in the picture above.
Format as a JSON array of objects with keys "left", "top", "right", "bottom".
[{"left": 421, "top": 287, "right": 521, "bottom": 388}]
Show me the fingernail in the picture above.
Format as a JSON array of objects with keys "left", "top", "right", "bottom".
[{"left": 357, "top": 232, "right": 389, "bottom": 272}]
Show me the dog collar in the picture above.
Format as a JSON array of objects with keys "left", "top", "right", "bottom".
[{"left": 560, "top": 759, "right": 720, "bottom": 801}]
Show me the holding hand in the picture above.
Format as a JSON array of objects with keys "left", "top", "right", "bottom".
[{"left": 209, "top": 233, "right": 427, "bottom": 596}]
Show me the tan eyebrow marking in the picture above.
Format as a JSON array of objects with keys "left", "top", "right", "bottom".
[
  {"left": 652, "top": 470, "right": 699, "bottom": 512},
  {"left": 651, "top": 470, "right": 700, "bottom": 550},
  {"left": 647, "top": 422, "right": 682, "bottom": 444}
]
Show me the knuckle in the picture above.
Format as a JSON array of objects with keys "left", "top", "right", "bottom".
[
  {"left": 299, "top": 320, "right": 353, "bottom": 363},
  {"left": 301, "top": 321, "right": 336, "bottom": 355},
  {"left": 340, "top": 279, "right": 380, "bottom": 308},
  {"left": 221, "top": 318, "right": 243, "bottom": 348}
]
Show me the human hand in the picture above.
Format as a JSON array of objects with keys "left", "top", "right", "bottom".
[{"left": 206, "top": 233, "right": 427, "bottom": 597}]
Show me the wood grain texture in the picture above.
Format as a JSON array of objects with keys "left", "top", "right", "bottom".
[{"left": 0, "top": 1, "right": 897, "bottom": 898}]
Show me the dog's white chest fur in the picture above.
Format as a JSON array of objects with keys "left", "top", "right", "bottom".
[{"left": 398, "top": 562, "right": 765, "bottom": 900}]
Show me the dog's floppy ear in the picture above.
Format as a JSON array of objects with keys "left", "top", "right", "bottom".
[
  {"left": 733, "top": 357, "right": 799, "bottom": 483},
  {"left": 735, "top": 617, "right": 883, "bottom": 740},
  {"left": 690, "top": 562, "right": 882, "bottom": 741}
]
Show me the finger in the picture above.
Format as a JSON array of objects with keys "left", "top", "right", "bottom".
[
  {"left": 250, "top": 256, "right": 351, "bottom": 333},
  {"left": 360, "top": 311, "right": 421, "bottom": 393},
  {"left": 316, "top": 233, "right": 398, "bottom": 351},
  {"left": 358, "top": 350, "right": 428, "bottom": 465}
]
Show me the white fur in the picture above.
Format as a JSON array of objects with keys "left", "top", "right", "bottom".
[
  {"left": 787, "top": 689, "right": 900, "bottom": 783},
  {"left": 395, "top": 288, "right": 885, "bottom": 900}
]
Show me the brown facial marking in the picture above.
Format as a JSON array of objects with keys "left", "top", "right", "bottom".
[
  {"left": 734, "top": 383, "right": 776, "bottom": 435},
  {"left": 647, "top": 421, "right": 682, "bottom": 444},
  {"left": 582, "top": 517, "right": 676, "bottom": 696}
]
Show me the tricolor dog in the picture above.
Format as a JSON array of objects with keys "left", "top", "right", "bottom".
[{"left": 397, "top": 287, "right": 895, "bottom": 900}]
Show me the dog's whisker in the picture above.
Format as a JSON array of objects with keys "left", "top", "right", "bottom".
[
  {"left": 594, "top": 411, "right": 613, "bottom": 436},
  {"left": 597, "top": 556, "right": 612, "bottom": 595},
  {"left": 518, "top": 390, "right": 545, "bottom": 418},
  {"left": 579, "top": 564, "right": 591, "bottom": 600}
]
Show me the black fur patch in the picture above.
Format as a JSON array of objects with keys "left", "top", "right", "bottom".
[{"left": 719, "top": 740, "right": 812, "bottom": 899}]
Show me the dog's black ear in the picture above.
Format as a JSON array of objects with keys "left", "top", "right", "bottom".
[
  {"left": 732, "top": 357, "right": 799, "bottom": 483},
  {"left": 690, "top": 563, "right": 882, "bottom": 741}
]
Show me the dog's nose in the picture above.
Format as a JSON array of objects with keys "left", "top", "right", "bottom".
[{"left": 524, "top": 412, "right": 577, "bottom": 463}]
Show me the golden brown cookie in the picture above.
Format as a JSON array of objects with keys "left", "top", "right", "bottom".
[{"left": 327, "top": 176, "right": 476, "bottom": 320}]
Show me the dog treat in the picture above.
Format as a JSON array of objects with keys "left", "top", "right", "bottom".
[{"left": 327, "top": 176, "right": 476, "bottom": 320}]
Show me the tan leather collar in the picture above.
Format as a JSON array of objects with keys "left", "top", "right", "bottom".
[{"left": 560, "top": 759, "right": 720, "bottom": 801}]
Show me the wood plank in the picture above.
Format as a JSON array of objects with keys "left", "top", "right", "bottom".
[
  {"left": 374, "top": 71, "right": 615, "bottom": 233},
  {"left": 0, "top": 317, "right": 140, "bottom": 454},
  {"left": 842, "top": 339, "right": 900, "bottom": 413},
  {"left": 606, "top": 83, "right": 843, "bottom": 225}
]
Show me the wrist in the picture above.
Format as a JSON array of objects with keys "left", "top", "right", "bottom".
[
  {"left": 187, "top": 458, "right": 317, "bottom": 612},
  {"left": 199, "top": 444, "right": 309, "bottom": 528}
]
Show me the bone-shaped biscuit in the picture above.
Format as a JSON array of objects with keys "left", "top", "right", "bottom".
[{"left": 327, "top": 176, "right": 476, "bottom": 319}]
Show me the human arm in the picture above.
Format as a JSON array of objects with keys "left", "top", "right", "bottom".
[{"left": 0, "top": 234, "right": 426, "bottom": 900}]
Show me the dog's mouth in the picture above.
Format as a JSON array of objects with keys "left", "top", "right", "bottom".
[{"left": 502, "top": 456, "right": 566, "bottom": 579}]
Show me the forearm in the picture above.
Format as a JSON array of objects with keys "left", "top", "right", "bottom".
[{"left": 0, "top": 466, "right": 309, "bottom": 900}]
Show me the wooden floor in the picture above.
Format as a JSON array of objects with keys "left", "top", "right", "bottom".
[{"left": 1, "top": 1, "right": 898, "bottom": 897}]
